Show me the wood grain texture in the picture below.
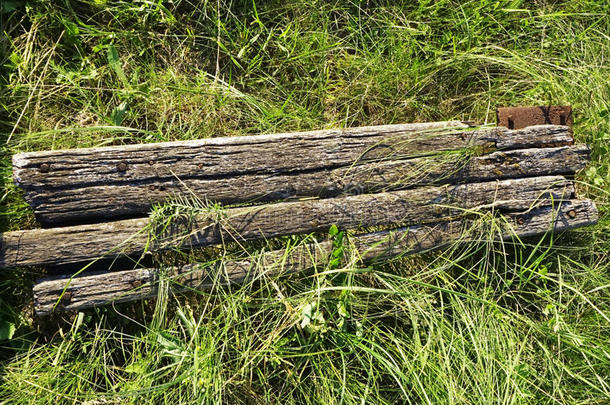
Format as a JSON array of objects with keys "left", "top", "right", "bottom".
[
  {"left": 14, "top": 124, "right": 574, "bottom": 224},
  {"left": 33, "top": 199, "right": 598, "bottom": 315},
  {"left": 22, "top": 143, "right": 586, "bottom": 225},
  {"left": 1, "top": 176, "right": 574, "bottom": 268}
]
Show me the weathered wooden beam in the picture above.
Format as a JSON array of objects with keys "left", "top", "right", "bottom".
[
  {"left": 14, "top": 124, "right": 573, "bottom": 225},
  {"left": 33, "top": 199, "right": 598, "bottom": 315},
  {"left": 21, "top": 143, "right": 586, "bottom": 225},
  {"left": 1, "top": 176, "right": 574, "bottom": 268}
]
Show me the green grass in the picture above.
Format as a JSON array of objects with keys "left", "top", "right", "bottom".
[{"left": 0, "top": 0, "right": 609, "bottom": 403}]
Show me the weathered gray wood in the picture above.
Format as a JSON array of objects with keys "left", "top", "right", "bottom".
[
  {"left": 23, "top": 144, "right": 587, "bottom": 224},
  {"left": 1, "top": 176, "right": 574, "bottom": 268},
  {"left": 33, "top": 199, "right": 598, "bottom": 315},
  {"left": 14, "top": 124, "right": 573, "bottom": 224}
]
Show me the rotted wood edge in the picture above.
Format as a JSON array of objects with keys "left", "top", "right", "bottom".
[
  {"left": 26, "top": 144, "right": 588, "bottom": 225},
  {"left": 1, "top": 176, "right": 575, "bottom": 268},
  {"left": 33, "top": 199, "right": 598, "bottom": 315}
]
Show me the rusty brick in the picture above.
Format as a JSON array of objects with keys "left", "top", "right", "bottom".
[{"left": 497, "top": 106, "right": 573, "bottom": 129}]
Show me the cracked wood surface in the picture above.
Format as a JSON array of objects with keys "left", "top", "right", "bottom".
[
  {"left": 13, "top": 124, "right": 574, "bottom": 225},
  {"left": 33, "top": 199, "right": 598, "bottom": 315},
  {"left": 20, "top": 144, "right": 587, "bottom": 225},
  {"left": 1, "top": 176, "right": 574, "bottom": 268}
]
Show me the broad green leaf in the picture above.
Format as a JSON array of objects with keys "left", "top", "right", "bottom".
[
  {"left": 107, "top": 45, "right": 130, "bottom": 88},
  {"left": 0, "top": 320, "right": 15, "bottom": 341}
]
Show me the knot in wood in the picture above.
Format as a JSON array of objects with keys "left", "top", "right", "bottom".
[
  {"left": 39, "top": 163, "right": 50, "bottom": 173},
  {"left": 567, "top": 210, "right": 577, "bottom": 218},
  {"left": 117, "top": 162, "right": 128, "bottom": 172}
]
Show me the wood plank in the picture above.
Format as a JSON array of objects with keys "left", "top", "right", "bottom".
[
  {"left": 33, "top": 199, "right": 598, "bottom": 315},
  {"left": 24, "top": 144, "right": 587, "bottom": 225},
  {"left": 1, "top": 176, "right": 574, "bottom": 268},
  {"left": 14, "top": 124, "right": 573, "bottom": 225}
]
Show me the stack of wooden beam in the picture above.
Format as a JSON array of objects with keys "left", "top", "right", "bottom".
[{"left": 0, "top": 111, "right": 597, "bottom": 315}]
